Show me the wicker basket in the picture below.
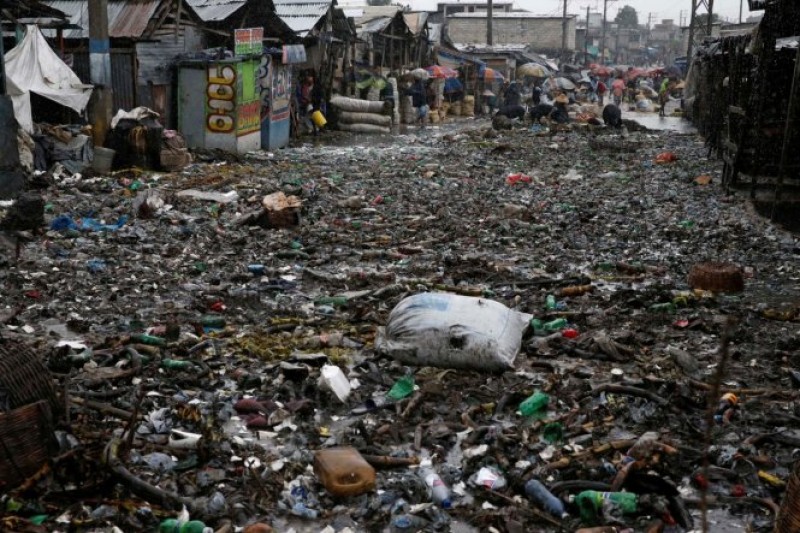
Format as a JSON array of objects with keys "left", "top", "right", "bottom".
[
  {"left": 0, "top": 339, "right": 61, "bottom": 417},
  {"left": 0, "top": 400, "right": 56, "bottom": 491},
  {"left": 688, "top": 262, "right": 744, "bottom": 293},
  {"left": 775, "top": 460, "right": 800, "bottom": 533}
]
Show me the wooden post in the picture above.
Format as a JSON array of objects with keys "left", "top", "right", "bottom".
[{"left": 772, "top": 42, "right": 800, "bottom": 208}]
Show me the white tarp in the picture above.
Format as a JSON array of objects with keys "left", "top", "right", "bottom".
[{"left": 4, "top": 25, "right": 93, "bottom": 132}]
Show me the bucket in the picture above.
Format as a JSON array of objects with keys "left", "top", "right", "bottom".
[
  {"left": 92, "top": 147, "right": 115, "bottom": 174},
  {"left": 311, "top": 110, "right": 327, "bottom": 128}
]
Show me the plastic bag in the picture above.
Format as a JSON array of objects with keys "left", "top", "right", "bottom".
[{"left": 375, "top": 293, "right": 532, "bottom": 372}]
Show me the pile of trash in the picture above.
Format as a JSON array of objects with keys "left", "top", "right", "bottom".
[{"left": 1, "top": 118, "right": 799, "bottom": 532}]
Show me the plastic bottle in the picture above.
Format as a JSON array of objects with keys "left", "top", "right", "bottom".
[
  {"left": 200, "top": 315, "right": 226, "bottom": 329},
  {"left": 161, "top": 359, "right": 194, "bottom": 370},
  {"left": 159, "top": 519, "right": 213, "bottom": 533},
  {"left": 572, "top": 491, "right": 638, "bottom": 524},
  {"left": 519, "top": 391, "right": 549, "bottom": 418},
  {"left": 247, "top": 264, "right": 266, "bottom": 275},
  {"left": 543, "top": 318, "right": 568, "bottom": 331},
  {"left": 131, "top": 333, "right": 166, "bottom": 346},
  {"left": 545, "top": 294, "right": 557, "bottom": 310},
  {"left": 418, "top": 458, "right": 452, "bottom": 508},
  {"left": 524, "top": 480, "right": 568, "bottom": 518}
]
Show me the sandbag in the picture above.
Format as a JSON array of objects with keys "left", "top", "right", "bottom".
[
  {"left": 462, "top": 95, "right": 475, "bottom": 117},
  {"left": 388, "top": 77, "right": 400, "bottom": 124},
  {"left": 330, "top": 95, "right": 386, "bottom": 114},
  {"left": 338, "top": 122, "right": 391, "bottom": 134},
  {"left": 375, "top": 293, "right": 532, "bottom": 372},
  {"left": 338, "top": 111, "right": 392, "bottom": 127}
]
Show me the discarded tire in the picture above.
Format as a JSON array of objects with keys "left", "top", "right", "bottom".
[{"left": 688, "top": 262, "right": 744, "bottom": 292}]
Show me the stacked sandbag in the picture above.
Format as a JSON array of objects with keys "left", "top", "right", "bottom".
[
  {"left": 330, "top": 96, "right": 391, "bottom": 134},
  {"left": 388, "top": 77, "right": 401, "bottom": 125},
  {"left": 450, "top": 100, "right": 462, "bottom": 116},
  {"left": 367, "top": 86, "right": 381, "bottom": 102},
  {"left": 462, "top": 95, "right": 475, "bottom": 117},
  {"left": 401, "top": 95, "right": 415, "bottom": 124}
]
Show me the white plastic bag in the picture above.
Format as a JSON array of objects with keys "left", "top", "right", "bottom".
[{"left": 375, "top": 293, "right": 532, "bottom": 372}]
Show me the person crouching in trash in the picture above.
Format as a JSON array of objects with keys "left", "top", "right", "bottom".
[{"left": 549, "top": 93, "right": 571, "bottom": 124}]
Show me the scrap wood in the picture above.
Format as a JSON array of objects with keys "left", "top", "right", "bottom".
[
  {"left": 103, "top": 437, "right": 192, "bottom": 512},
  {"left": 583, "top": 384, "right": 669, "bottom": 406}
]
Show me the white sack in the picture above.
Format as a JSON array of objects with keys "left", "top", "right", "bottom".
[
  {"left": 5, "top": 25, "right": 93, "bottom": 132},
  {"left": 338, "top": 111, "right": 392, "bottom": 126},
  {"left": 330, "top": 95, "right": 386, "bottom": 114},
  {"left": 375, "top": 293, "right": 532, "bottom": 372}
]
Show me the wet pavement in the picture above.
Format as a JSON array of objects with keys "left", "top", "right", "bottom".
[{"left": 1, "top": 115, "right": 798, "bottom": 532}]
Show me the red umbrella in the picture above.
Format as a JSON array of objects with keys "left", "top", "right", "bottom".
[
  {"left": 626, "top": 67, "right": 646, "bottom": 80},
  {"left": 424, "top": 65, "right": 459, "bottom": 79},
  {"left": 483, "top": 67, "right": 505, "bottom": 82},
  {"left": 591, "top": 65, "right": 613, "bottom": 77}
]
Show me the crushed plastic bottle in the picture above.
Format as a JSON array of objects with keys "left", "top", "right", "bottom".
[{"left": 524, "top": 479, "right": 569, "bottom": 518}]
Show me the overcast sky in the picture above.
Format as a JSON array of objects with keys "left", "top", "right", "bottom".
[{"left": 405, "top": 0, "right": 758, "bottom": 25}]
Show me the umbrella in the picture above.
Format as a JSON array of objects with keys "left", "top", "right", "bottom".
[
  {"left": 517, "top": 62, "right": 549, "bottom": 77},
  {"left": 411, "top": 68, "right": 429, "bottom": 80},
  {"left": 591, "top": 65, "right": 613, "bottom": 77},
  {"left": 626, "top": 67, "right": 646, "bottom": 80},
  {"left": 553, "top": 77, "right": 576, "bottom": 90},
  {"left": 483, "top": 68, "right": 504, "bottom": 82},
  {"left": 425, "top": 65, "right": 459, "bottom": 79},
  {"left": 444, "top": 77, "right": 464, "bottom": 93}
]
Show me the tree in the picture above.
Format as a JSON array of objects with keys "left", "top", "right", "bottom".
[
  {"left": 694, "top": 13, "right": 720, "bottom": 27},
  {"left": 614, "top": 5, "right": 638, "bottom": 29}
]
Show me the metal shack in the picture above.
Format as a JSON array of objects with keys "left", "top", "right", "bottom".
[{"left": 177, "top": 31, "right": 262, "bottom": 153}]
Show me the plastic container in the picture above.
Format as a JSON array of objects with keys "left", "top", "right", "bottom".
[
  {"left": 418, "top": 459, "right": 452, "bottom": 508},
  {"left": 311, "top": 110, "right": 327, "bottom": 128},
  {"left": 524, "top": 479, "right": 569, "bottom": 518},
  {"left": 519, "top": 391, "right": 549, "bottom": 418},
  {"left": 387, "top": 376, "right": 415, "bottom": 400},
  {"left": 318, "top": 364, "right": 351, "bottom": 402},
  {"left": 313, "top": 447, "right": 376, "bottom": 497},
  {"left": 572, "top": 490, "right": 638, "bottom": 524},
  {"left": 92, "top": 146, "right": 116, "bottom": 174}
]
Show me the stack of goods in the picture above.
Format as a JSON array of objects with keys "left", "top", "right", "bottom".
[{"left": 330, "top": 96, "right": 391, "bottom": 134}]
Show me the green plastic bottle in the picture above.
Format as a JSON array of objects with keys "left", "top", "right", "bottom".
[
  {"left": 200, "top": 314, "right": 226, "bottom": 329},
  {"left": 519, "top": 391, "right": 549, "bottom": 418},
  {"left": 530, "top": 318, "right": 544, "bottom": 334},
  {"left": 161, "top": 359, "right": 193, "bottom": 370},
  {"left": 387, "top": 376, "right": 415, "bottom": 401},
  {"left": 159, "top": 519, "right": 213, "bottom": 533},
  {"left": 573, "top": 490, "right": 638, "bottom": 525},
  {"left": 545, "top": 295, "right": 557, "bottom": 310},
  {"left": 543, "top": 318, "right": 568, "bottom": 331},
  {"left": 130, "top": 333, "right": 166, "bottom": 346},
  {"left": 649, "top": 302, "right": 677, "bottom": 313},
  {"left": 315, "top": 296, "right": 348, "bottom": 307}
]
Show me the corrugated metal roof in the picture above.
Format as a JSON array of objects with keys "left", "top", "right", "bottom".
[
  {"left": 41, "top": 0, "right": 159, "bottom": 38},
  {"left": 185, "top": 0, "right": 246, "bottom": 22},
  {"left": 354, "top": 5, "right": 399, "bottom": 24},
  {"left": 273, "top": 0, "right": 329, "bottom": 37},
  {"left": 402, "top": 11, "right": 427, "bottom": 35}
]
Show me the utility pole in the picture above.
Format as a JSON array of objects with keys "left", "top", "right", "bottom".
[
  {"left": 739, "top": 0, "right": 743, "bottom": 23},
  {"left": 687, "top": 0, "right": 716, "bottom": 61},
  {"left": 600, "top": 0, "right": 613, "bottom": 65},
  {"left": 585, "top": 5, "right": 590, "bottom": 66},
  {"left": 486, "top": 0, "right": 493, "bottom": 46},
  {"left": 561, "top": 0, "right": 568, "bottom": 66},
  {"left": 89, "top": 0, "right": 113, "bottom": 147}
]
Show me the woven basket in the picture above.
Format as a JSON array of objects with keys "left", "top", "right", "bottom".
[
  {"left": 775, "top": 460, "right": 800, "bottom": 533},
  {"left": 688, "top": 262, "right": 744, "bottom": 293},
  {"left": 0, "top": 339, "right": 61, "bottom": 418},
  {"left": 0, "top": 400, "right": 56, "bottom": 491}
]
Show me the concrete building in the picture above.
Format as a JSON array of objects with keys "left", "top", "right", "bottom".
[
  {"left": 428, "top": 0, "right": 513, "bottom": 25},
  {"left": 447, "top": 12, "right": 576, "bottom": 55}
]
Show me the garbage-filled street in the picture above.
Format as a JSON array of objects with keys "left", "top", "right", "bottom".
[{"left": 3, "top": 117, "right": 800, "bottom": 533}]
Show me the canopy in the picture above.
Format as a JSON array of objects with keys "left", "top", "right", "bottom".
[
  {"left": 482, "top": 67, "right": 504, "bottom": 82},
  {"left": 425, "top": 65, "right": 458, "bottom": 79},
  {"left": 517, "top": 63, "right": 549, "bottom": 78},
  {"left": 5, "top": 25, "right": 93, "bottom": 133}
]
